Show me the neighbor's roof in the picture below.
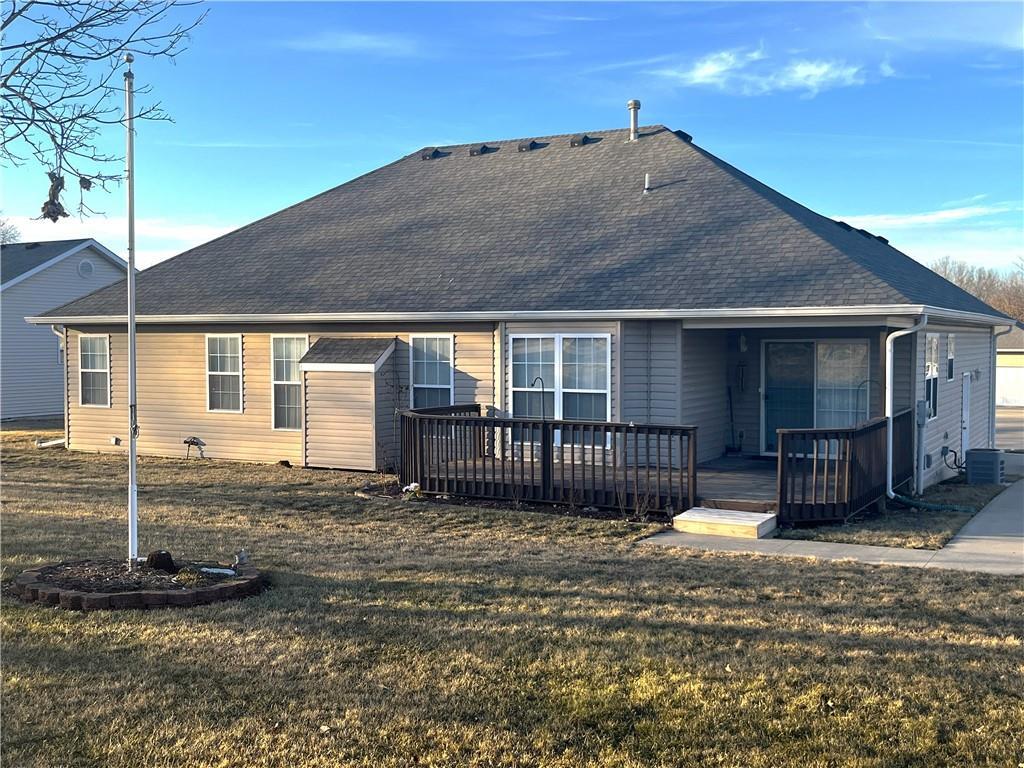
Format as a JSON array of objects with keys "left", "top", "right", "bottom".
[
  {"left": 2, "top": 238, "right": 125, "bottom": 290},
  {"left": 41, "top": 125, "right": 1006, "bottom": 321},
  {"left": 299, "top": 336, "right": 396, "bottom": 366}
]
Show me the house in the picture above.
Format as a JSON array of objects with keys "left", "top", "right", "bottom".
[
  {"left": 29, "top": 106, "right": 1013, "bottom": 522},
  {"left": 2, "top": 239, "right": 126, "bottom": 419},
  {"left": 996, "top": 324, "right": 1024, "bottom": 407}
]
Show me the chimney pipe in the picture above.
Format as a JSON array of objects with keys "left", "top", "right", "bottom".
[{"left": 627, "top": 99, "right": 640, "bottom": 141}]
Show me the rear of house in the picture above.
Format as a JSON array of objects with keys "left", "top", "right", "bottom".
[
  {"left": 34, "top": 114, "right": 1012, "bottom": 518},
  {"left": 2, "top": 239, "right": 125, "bottom": 419}
]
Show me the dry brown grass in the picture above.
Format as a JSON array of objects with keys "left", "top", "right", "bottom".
[
  {"left": 3, "top": 423, "right": 1023, "bottom": 767},
  {"left": 779, "top": 477, "right": 1018, "bottom": 550}
]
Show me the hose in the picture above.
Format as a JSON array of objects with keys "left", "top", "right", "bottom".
[{"left": 889, "top": 493, "right": 975, "bottom": 514}]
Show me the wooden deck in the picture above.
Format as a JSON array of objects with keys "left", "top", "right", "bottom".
[{"left": 696, "top": 456, "right": 778, "bottom": 503}]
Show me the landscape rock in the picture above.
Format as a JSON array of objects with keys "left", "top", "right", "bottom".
[{"left": 145, "top": 550, "right": 178, "bottom": 573}]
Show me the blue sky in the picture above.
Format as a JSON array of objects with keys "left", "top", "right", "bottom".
[{"left": 5, "top": 1, "right": 1022, "bottom": 271}]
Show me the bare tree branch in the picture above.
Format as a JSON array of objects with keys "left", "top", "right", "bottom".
[
  {"left": 1, "top": 0, "right": 206, "bottom": 219},
  {"left": 932, "top": 255, "right": 1024, "bottom": 322}
]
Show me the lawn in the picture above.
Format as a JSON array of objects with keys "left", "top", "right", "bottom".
[
  {"left": 778, "top": 478, "right": 1017, "bottom": 550},
  {"left": 2, "top": 423, "right": 1023, "bottom": 768}
]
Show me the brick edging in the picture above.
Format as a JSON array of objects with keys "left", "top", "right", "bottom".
[{"left": 11, "top": 563, "right": 266, "bottom": 611}]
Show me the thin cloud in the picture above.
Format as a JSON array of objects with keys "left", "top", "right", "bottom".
[
  {"left": 834, "top": 203, "right": 1016, "bottom": 230},
  {"left": 651, "top": 46, "right": 864, "bottom": 96},
  {"left": 282, "top": 30, "right": 419, "bottom": 57},
  {"left": 534, "top": 13, "right": 606, "bottom": 23}
]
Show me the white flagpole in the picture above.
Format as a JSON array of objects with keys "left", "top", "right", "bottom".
[{"left": 124, "top": 53, "right": 139, "bottom": 568}]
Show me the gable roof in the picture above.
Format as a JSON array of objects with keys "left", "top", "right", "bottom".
[
  {"left": 2, "top": 238, "right": 126, "bottom": 291},
  {"left": 39, "top": 125, "right": 1006, "bottom": 323}
]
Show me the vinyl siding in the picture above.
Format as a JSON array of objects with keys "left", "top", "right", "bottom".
[
  {"left": 64, "top": 323, "right": 495, "bottom": 467},
  {"left": 304, "top": 369, "right": 376, "bottom": 470},
  {"left": 892, "top": 333, "right": 915, "bottom": 412},
  {"left": 2, "top": 248, "right": 123, "bottom": 418},
  {"left": 66, "top": 329, "right": 303, "bottom": 463},
  {"left": 375, "top": 352, "right": 400, "bottom": 470},
  {"left": 916, "top": 328, "right": 994, "bottom": 487},
  {"left": 680, "top": 329, "right": 729, "bottom": 463},
  {"left": 620, "top": 320, "right": 680, "bottom": 425}
]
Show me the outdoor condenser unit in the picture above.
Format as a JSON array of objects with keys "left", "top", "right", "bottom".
[{"left": 965, "top": 449, "right": 1004, "bottom": 485}]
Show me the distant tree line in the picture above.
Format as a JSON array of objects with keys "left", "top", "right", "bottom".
[{"left": 932, "top": 256, "right": 1024, "bottom": 322}]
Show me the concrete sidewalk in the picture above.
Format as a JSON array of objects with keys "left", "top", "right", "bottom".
[{"left": 643, "top": 480, "right": 1024, "bottom": 575}]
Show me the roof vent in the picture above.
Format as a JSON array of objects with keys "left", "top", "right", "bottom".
[
  {"left": 856, "top": 228, "right": 873, "bottom": 239},
  {"left": 517, "top": 140, "right": 540, "bottom": 152},
  {"left": 874, "top": 234, "right": 889, "bottom": 244},
  {"left": 25, "top": 242, "right": 40, "bottom": 249},
  {"left": 420, "top": 147, "right": 442, "bottom": 161},
  {"left": 674, "top": 130, "right": 693, "bottom": 143},
  {"left": 627, "top": 99, "right": 641, "bottom": 142},
  {"left": 570, "top": 134, "right": 591, "bottom": 147},
  {"left": 835, "top": 220, "right": 853, "bottom": 231},
  {"left": 469, "top": 144, "right": 494, "bottom": 156}
]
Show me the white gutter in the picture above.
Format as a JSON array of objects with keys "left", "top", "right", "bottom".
[
  {"left": 885, "top": 314, "right": 928, "bottom": 498},
  {"left": 25, "top": 304, "right": 1011, "bottom": 327},
  {"left": 990, "top": 324, "right": 1016, "bottom": 447}
]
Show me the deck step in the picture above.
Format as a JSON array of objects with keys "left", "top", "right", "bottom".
[{"left": 673, "top": 507, "right": 778, "bottom": 539}]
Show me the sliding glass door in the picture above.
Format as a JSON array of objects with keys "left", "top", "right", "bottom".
[{"left": 762, "top": 340, "right": 870, "bottom": 453}]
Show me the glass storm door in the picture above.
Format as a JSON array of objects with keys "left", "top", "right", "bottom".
[{"left": 763, "top": 342, "right": 815, "bottom": 453}]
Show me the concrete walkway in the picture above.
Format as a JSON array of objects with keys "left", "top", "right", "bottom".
[{"left": 643, "top": 480, "right": 1024, "bottom": 576}]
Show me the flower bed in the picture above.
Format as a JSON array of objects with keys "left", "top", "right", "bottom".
[{"left": 12, "top": 558, "right": 265, "bottom": 611}]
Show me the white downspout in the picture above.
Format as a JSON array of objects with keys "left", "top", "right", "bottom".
[
  {"left": 886, "top": 314, "right": 928, "bottom": 498},
  {"left": 990, "top": 324, "right": 1014, "bottom": 447}
]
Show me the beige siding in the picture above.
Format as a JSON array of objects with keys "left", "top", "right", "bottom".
[
  {"left": 680, "top": 329, "right": 729, "bottom": 462},
  {"left": 502, "top": 321, "right": 619, "bottom": 420},
  {"left": 66, "top": 329, "right": 303, "bottom": 463},
  {"left": 2, "top": 248, "right": 123, "bottom": 418},
  {"left": 621, "top": 320, "right": 681, "bottom": 425},
  {"left": 917, "top": 328, "right": 993, "bottom": 488},
  {"left": 65, "top": 323, "right": 495, "bottom": 466},
  {"left": 304, "top": 370, "right": 376, "bottom": 470}
]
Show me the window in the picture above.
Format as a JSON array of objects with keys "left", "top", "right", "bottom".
[
  {"left": 814, "top": 341, "right": 870, "bottom": 429},
  {"left": 79, "top": 335, "right": 109, "bottom": 407},
  {"left": 272, "top": 336, "right": 306, "bottom": 430},
  {"left": 947, "top": 334, "right": 955, "bottom": 381},
  {"left": 510, "top": 334, "right": 610, "bottom": 423},
  {"left": 410, "top": 336, "right": 453, "bottom": 408},
  {"left": 925, "top": 333, "right": 939, "bottom": 420},
  {"left": 207, "top": 335, "right": 242, "bottom": 412}
]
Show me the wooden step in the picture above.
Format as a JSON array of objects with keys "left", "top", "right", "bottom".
[{"left": 673, "top": 507, "right": 778, "bottom": 539}]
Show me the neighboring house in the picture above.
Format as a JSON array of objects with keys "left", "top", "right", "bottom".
[
  {"left": 3, "top": 239, "right": 126, "bottom": 419},
  {"left": 996, "top": 324, "right": 1024, "bottom": 407},
  {"left": 30, "top": 112, "right": 1013, "bottom": 518}
]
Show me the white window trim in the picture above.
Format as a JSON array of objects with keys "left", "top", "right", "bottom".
[
  {"left": 409, "top": 333, "right": 455, "bottom": 408},
  {"left": 946, "top": 333, "right": 956, "bottom": 382},
  {"left": 925, "top": 332, "right": 940, "bottom": 422},
  {"left": 206, "top": 333, "right": 244, "bottom": 414},
  {"left": 508, "top": 333, "right": 613, "bottom": 423},
  {"left": 78, "top": 333, "right": 110, "bottom": 408},
  {"left": 271, "top": 334, "right": 308, "bottom": 431}
]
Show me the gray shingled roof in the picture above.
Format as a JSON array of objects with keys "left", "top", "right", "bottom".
[
  {"left": 300, "top": 336, "right": 395, "bottom": 365},
  {"left": 2, "top": 239, "right": 91, "bottom": 285},
  {"left": 44, "top": 125, "right": 1004, "bottom": 319}
]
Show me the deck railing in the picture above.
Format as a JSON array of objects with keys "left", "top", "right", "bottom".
[
  {"left": 776, "top": 408, "right": 914, "bottom": 524},
  {"left": 400, "top": 405, "right": 697, "bottom": 514}
]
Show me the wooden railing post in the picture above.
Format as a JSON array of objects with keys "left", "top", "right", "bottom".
[
  {"left": 776, "top": 430, "right": 786, "bottom": 522},
  {"left": 539, "top": 421, "right": 554, "bottom": 502},
  {"left": 687, "top": 429, "right": 697, "bottom": 511}
]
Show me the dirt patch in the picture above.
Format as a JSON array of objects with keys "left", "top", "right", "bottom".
[{"left": 32, "top": 558, "right": 233, "bottom": 593}]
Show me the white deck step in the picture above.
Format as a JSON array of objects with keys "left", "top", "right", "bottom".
[{"left": 673, "top": 507, "right": 778, "bottom": 539}]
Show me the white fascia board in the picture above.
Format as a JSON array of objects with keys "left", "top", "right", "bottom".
[
  {"left": 26, "top": 304, "right": 1010, "bottom": 327},
  {"left": 2, "top": 240, "right": 127, "bottom": 292}
]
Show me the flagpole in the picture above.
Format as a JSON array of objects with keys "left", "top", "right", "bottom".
[{"left": 124, "top": 53, "right": 139, "bottom": 568}]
